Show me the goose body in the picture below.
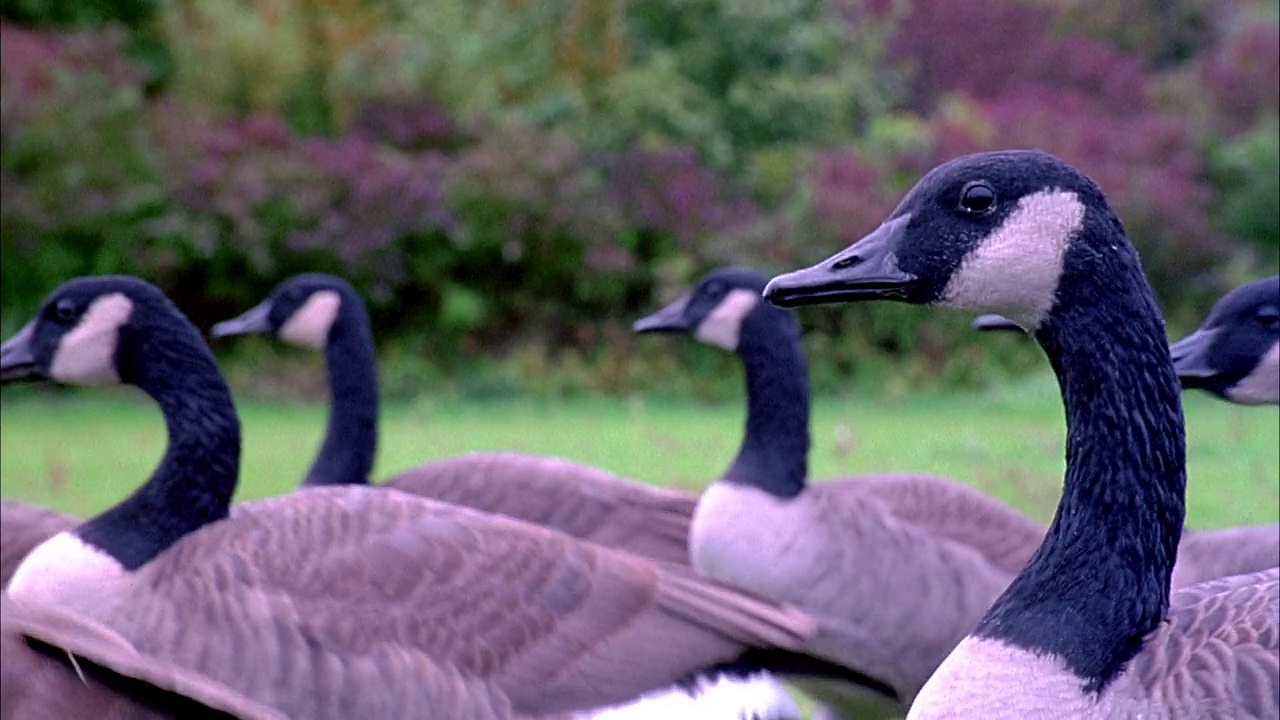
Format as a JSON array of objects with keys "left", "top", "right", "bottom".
[
  {"left": 1, "top": 595, "right": 282, "bottom": 720},
  {"left": 0, "top": 275, "right": 864, "bottom": 719},
  {"left": 633, "top": 268, "right": 1021, "bottom": 714},
  {"left": 382, "top": 452, "right": 697, "bottom": 566},
  {"left": 765, "top": 149, "right": 1279, "bottom": 718}
]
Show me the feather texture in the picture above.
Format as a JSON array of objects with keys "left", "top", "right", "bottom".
[
  {"left": 1, "top": 595, "right": 283, "bottom": 720},
  {"left": 56, "top": 486, "right": 814, "bottom": 719},
  {"left": 384, "top": 453, "right": 696, "bottom": 566}
]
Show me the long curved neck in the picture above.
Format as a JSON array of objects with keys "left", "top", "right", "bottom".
[
  {"left": 79, "top": 321, "right": 241, "bottom": 570},
  {"left": 303, "top": 301, "right": 379, "bottom": 487},
  {"left": 723, "top": 309, "right": 811, "bottom": 498},
  {"left": 974, "top": 247, "right": 1186, "bottom": 692}
]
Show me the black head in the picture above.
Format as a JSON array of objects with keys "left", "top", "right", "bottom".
[
  {"left": 764, "top": 150, "right": 1119, "bottom": 328},
  {"left": 1, "top": 276, "right": 192, "bottom": 387},
  {"left": 210, "top": 273, "right": 356, "bottom": 350},
  {"left": 632, "top": 267, "right": 772, "bottom": 351},
  {"left": 1170, "top": 275, "right": 1279, "bottom": 405}
]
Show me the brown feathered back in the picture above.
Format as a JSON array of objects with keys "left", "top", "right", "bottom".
[
  {"left": 46, "top": 486, "right": 816, "bottom": 720},
  {"left": 383, "top": 452, "right": 697, "bottom": 565}
]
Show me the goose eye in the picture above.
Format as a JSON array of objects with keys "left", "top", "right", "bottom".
[
  {"left": 959, "top": 182, "right": 996, "bottom": 215},
  {"left": 53, "top": 299, "right": 77, "bottom": 323},
  {"left": 1256, "top": 307, "right": 1280, "bottom": 330},
  {"left": 705, "top": 282, "right": 725, "bottom": 298}
]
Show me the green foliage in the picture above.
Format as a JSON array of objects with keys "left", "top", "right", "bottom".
[
  {"left": 2, "top": 0, "right": 1277, "bottom": 398},
  {"left": 1, "top": 0, "right": 156, "bottom": 27},
  {"left": 588, "top": 0, "right": 898, "bottom": 191},
  {"left": 0, "top": 26, "right": 163, "bottom": 326},
  {"left": 1207, "top": 116, "right": 1280, "bottom": 261}
]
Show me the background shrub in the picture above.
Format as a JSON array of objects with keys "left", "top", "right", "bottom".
[{"left": 1, "top": 0, "right": 1276, "bottom": 399}]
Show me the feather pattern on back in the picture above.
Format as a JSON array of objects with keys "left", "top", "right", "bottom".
[
  {"left": 384, "top": 452, "right": 697, "bottom": 566},
  {"left": 1110, "top": 567, "right": 1279, "bottom": 719},
  {"left": 71, "top": 486, "right": 813, "bottom": 720}
]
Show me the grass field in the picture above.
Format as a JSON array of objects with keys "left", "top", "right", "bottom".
[{"left": 2, "top": 372, "right": 1277, "bottom": 529}]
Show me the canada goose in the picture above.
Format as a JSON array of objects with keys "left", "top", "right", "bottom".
[
  {"left": 764, "top": 149, "right": 1280, "bottom": 718},
  {"left": 208, "top": 273, "right": 800, "bottom": 716},
  {"left": 1170, "top": 274, "right": 1279, "bottom": 406},
  {"left": 971, "top": 306, "right": 1280, "bottom": 587},
  {"left": 2, "top": 500, "right": 77, "bottom": 586},
  {"left": 1, "top": 595, "right": 283, "bottom": 720},
  {"left": 0, "top": 275, "right": 887, "bottom": 719},
  {"left": 633, "top": 266, "right": 1021, "bottom": 716}
]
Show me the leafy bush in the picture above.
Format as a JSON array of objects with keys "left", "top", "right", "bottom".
[
  {"left": 0, "top": 25, "right": 162, "bottom": 326},
  {"left": 3, "top": 0, "right": 1276, "bottom": 398},
  {"left": 1207, "top": 116, "right": 1280, "bottom": 262},
  {"left": 590, "top": 0, "right": 898, "bottom": 192}
]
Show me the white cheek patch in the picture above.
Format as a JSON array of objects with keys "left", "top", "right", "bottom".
[
  {"left": 1227, "top": 341, "right": 1280, "bottom": 405},
  {"left": 941, "top": 190, "right": 1085, "bottom": 329},
  {"left": 279, "top": 290, "right": 341, "bottom": 350},
  {"left": 49, "top": 293, "right": 133, "bottom": 385},
  {"left": 694, "top": 288, "right": 760, "bottom": 351},
  {"left": 5, "top": 532, "right": 130, "bottom": 619}
]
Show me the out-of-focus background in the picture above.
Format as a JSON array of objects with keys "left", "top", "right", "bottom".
[{"left": 1, "top": 1, "right": 1277, "bottom": 528}]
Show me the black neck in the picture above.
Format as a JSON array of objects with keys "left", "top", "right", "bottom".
[
  {"left": 79, "top": 321, "right": 241, "bottom": 570},
  {"left": 302, "top": 299, "right": 379, "bottom": 487},
  {"left": 722, "top": 308, "right": 811, "bottom": 498},
  {"left": 973, "top": 244, "right": 1186, "bottom": 693}
]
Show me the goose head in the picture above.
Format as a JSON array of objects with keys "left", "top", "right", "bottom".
[
  {"left": 211, "top": 273, "right": 357, "bottom": 350},
  {"left": 1169, "top": 276, "right": 1279, "bottom": 406},
  {"left": 632, "top": 267, "right": 780, "bottom": 352},
  {"left": 763, "top": 149, "right": 1119, "bottom": 329},
  {"left": 1, "top": 275, "right": 208, "bottom": 388}
]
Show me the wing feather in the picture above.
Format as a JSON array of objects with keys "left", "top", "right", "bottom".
[
  {"left": 1116, "top": 568, "right": 1279, "bottom": 718},
  {"left": 383, "top": 452, "right": 696, "bottom": 565},
  {"left": 94, "top": 486, "right": 811, "bottom": 719}
]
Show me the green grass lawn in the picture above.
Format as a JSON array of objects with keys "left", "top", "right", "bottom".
[{"left": 2, "top": 373, "right": 1277, "bottom": 529}]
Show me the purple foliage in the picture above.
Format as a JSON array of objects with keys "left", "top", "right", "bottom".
[
  {"left": 352, "top": 96, "right": 469, "bottom": 151},
  {"left": 605, "top": 146, "right": 760, "bottom": 249},
  {"left": 803, "top": 149, "right": 900, "bottom": 247},
  {"left": 881, "top": 0, "right": 1150, "bottom": 116},
  {"left": 1196, "top": 20, "right": 1280, "bottom": 135},
  {"left": 154, "top": 107, "right": 454, "bottom": 284}
]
